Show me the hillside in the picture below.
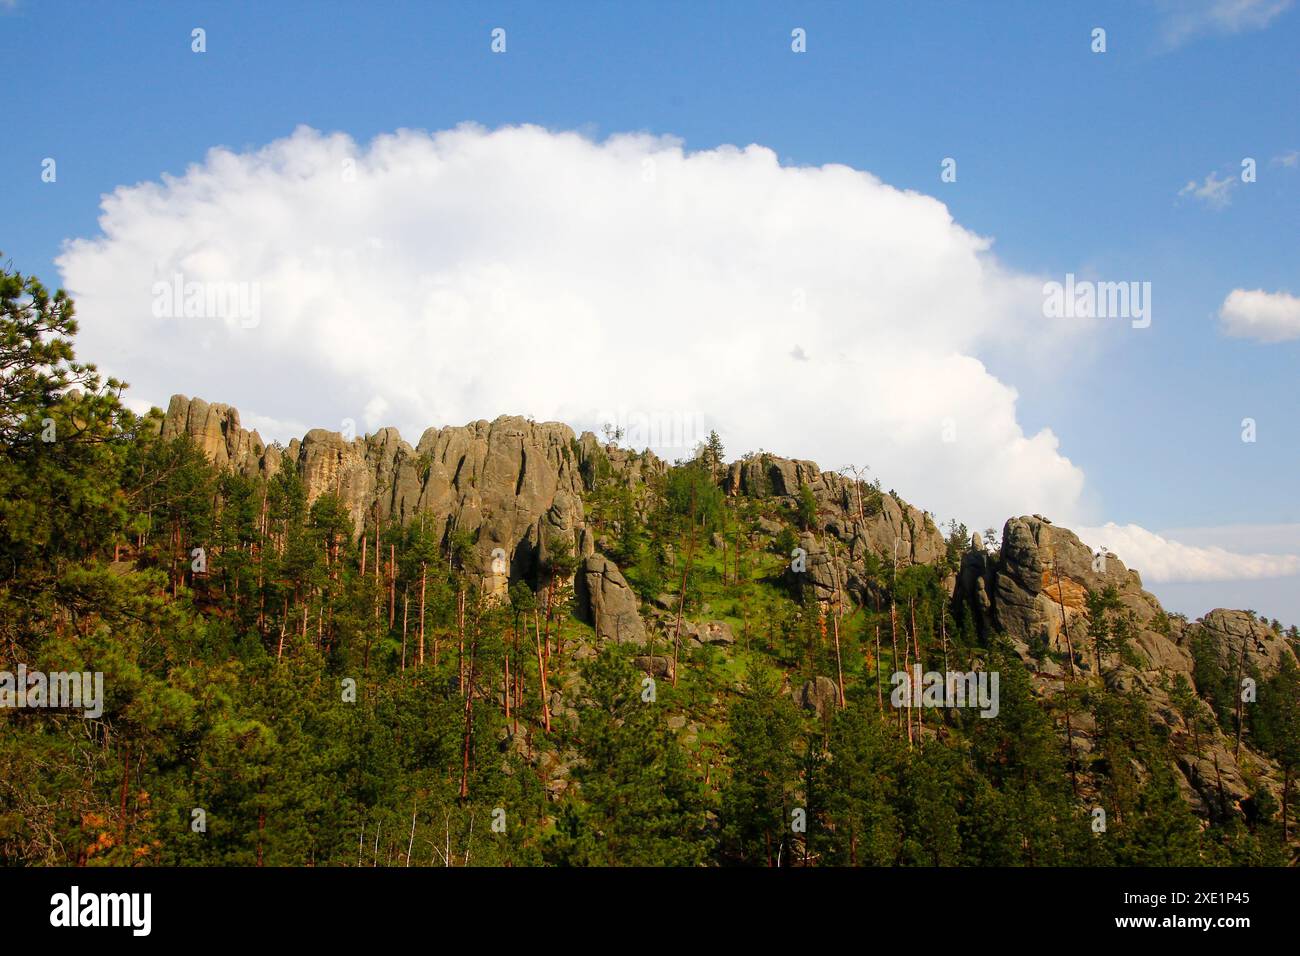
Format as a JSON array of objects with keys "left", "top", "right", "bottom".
[{"left": 2, "top": 265, "right": 1298, "bottom": 866}]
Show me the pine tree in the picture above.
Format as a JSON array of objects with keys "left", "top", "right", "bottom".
[
  {"left": 719, "top": 667, "right": 802, "bottom": 865},
  {"left": 545, "top": 647, "right": 713, "bottom": 865}
]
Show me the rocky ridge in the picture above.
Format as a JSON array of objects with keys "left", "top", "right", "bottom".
[{"left": 161, "top": 394, "right": 1298, "bottom": 830}]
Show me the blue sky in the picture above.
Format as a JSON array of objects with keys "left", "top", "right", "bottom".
[{"left": 3, "top": 0, "right": 1298, "bottom": 622}]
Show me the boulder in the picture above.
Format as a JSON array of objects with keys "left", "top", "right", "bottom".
[
  {"left": 797, "top": 676, "right": 841, "bottom": 718},
  {"left": 576, "top": 554, "right": 647, "bottom": 644},
  {"left": 681, "top": 620, "right": 736, "bottom": 647},
  {"left": 695, "top": 621, "right": 736, "bottom": 646},
  {"left": 635, "top": 655, "right": 675, "bottom": 680},
  {"left": 651, "top": 593, "right": 677, "bottom": 611}
]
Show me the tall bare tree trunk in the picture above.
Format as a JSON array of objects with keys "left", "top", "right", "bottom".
[
  {"left": 277, "top": 595, "right": 288, "bottom": 660},
  {"left": 739, "top": 532, "right": 750, "bottom": 650},
  {"left": 1235, "top": 631, "right": 1249, "bottom": 758},
  {"left": 875, "top": 623, "right": 883, "bottom": 713},
  {"left": 1283, "top": 766, "right": 1291, "bottom": 842},
  {"left": 457, "top": 588, "right": 466, "bottom": 697},
  {"left": 534, "top": 609, "right": 551, "bottom": 733},
  {"left": 512, "top": 619, "right": 522, "bottom": 735},
  {"left": 542, "top": 577, "right": 555, "bottom": 666},
  {"left": 373, "top": 533, "right": 381, "bottom": 655},
  {"left": 901, "top": 603, "right": 912, "bottom": 746},
  {"left": 257, "top": 491, "right": 268, "bottom": 633},
  {"left": 890, "top": 599, "right": 901, "bottom": 735},
  {"left": 940, "top": 599, "right": 949, "bottom": 674},
  {"left": 407, "top": 802, "right": 417, "bottom": 866},
  {"left": 419, "top": 562, "right": 427, "bottom": 666},
  {"left": 891, "top": 541, "right": 901, "bottom": 735},
  {"left": 1052, "top": 567, "right": 1077, "bottom": 678},
  {"left": 118, "top": 742, "right": 132, "bottom": 847},
  {"left": 910, "top": 598, "right": 923, "bottom": 738},
  {"left": 459, "top": 623, "right": 478, "bottom": 799},
  {"left": 832, "top": 597, "right": 845, "bottom": 708},
  {"left": 401, "top": 586, "right": 409, "bottom": 672}
]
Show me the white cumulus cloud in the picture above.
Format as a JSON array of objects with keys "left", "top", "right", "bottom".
[
  {"left": 1076, "top": 523, "right": 1300, "bottom": 583},
  {"left": 1218, "top": 288, "right": 1300, "bottom": 342},
  {"left": 57, "top": 123, "right": 1090, "bottom": 529}
]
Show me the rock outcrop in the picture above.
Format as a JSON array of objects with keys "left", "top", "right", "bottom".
[
  {"left": 161, "top": 395, "right": 278, "bottom": 478},
  {"left": 682, "top": 620, "right": 736, "bottom": 647},
  {"left": 635, "top": 655, "right": 675, "bottom": 681},
  {"left": 575, "top": 554, "right": 647, "bottom": 644},
  {"left": 164, "top": 396, "right": 590, "bottom": 593},
  {"left": 970, "top": 515, "right": 1164, "bottom": 662},
  {"left": 575, "top": 433, "right": 668, "bottom": 491},
  {"left": 403, "top": 415, "right": 590, "bottom": 588},
  {"left": 728, "top": 454, "right": 943, "bottom": 564},
  {"left": 1181, "top": 608, "right": 1296, "bottom": 678},
  {"left": 727, "top": 453, "right": 945, "bottom": 606},
  {"left": 954, "top": 514, "right": 1297, "bottom": 820}
]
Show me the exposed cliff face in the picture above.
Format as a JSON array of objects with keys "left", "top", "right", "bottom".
[
  {"left": 406, "top": 415, "right": 591, "bottom": 587},
  {"left": 161, "top": 395, "right": 958, "bottom": 648},
  {"left": 160, "top": 395, "right": 279, "bottom": 479},
  {"left": 965, "top": 515, "right": 1165, "bottom": 662},
  {"left": 955, "top": 514, "right": 1298, "bottom": 821},
  {"left": 1166, "top": 609, "right": 1298, "bottom": 818},
  {"left": 163, "top": 396, "right": 591, "bottom": 592},
  {"left": 726, "top": 453, "right": 946, "bottom": 605}
]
